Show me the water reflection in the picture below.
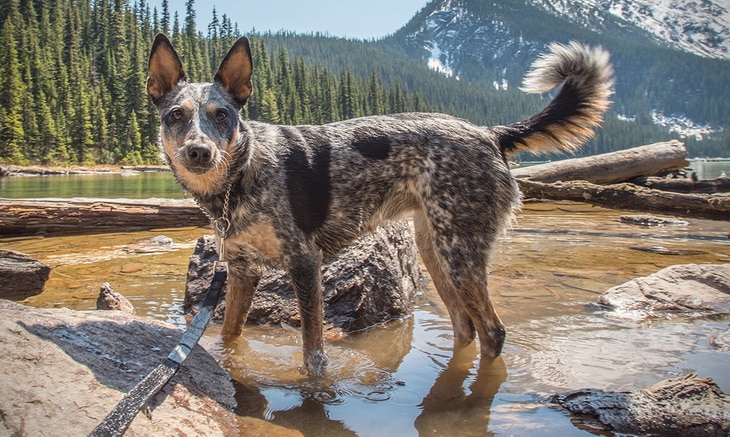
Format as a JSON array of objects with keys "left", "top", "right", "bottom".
[
  {"left": 415, "top": 345, "right": 507, "bottom": 436},
  {"left": 3, "top": 201, "right": 729, "bottom": 436}
]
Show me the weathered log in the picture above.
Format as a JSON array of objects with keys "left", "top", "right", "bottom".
[
  {"left": 0, "top": 197, "right": 209, "bottom": 236},
  {"left": 511, "top": 140, "right": 688, "bottom": 184},
  {"left": 630, "top": 175, "right": 730, "bottom": 193},
  {"left": 517, "top": 179, "right": 730, "bottom": 220}
]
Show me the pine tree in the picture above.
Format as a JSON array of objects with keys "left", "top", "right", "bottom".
[{"left": 0, "top": 12, "right": 27, "bottom": 163}]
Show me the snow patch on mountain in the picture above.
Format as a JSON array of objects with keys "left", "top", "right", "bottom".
[
  {"left": 530, "top": 0, "right": 730, "bottom": 59},
  {"left": 651, "top": 111, "right": 718, "bottom": 141},
  {"left": 427, "top": 43, "right": 455, "bottom": 78}
]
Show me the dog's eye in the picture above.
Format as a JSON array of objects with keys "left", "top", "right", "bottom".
[
  {"left": 215, "top": 109, "right": 227, "bottom": 122},
  {"left": 169, "top": 108, "right": 183, "bottom": 121}
]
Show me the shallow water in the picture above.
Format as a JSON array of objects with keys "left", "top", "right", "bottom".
[{"left": 3, "top": 201, "right": 729, "bottom": 436}]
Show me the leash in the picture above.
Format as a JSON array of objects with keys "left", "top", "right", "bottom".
[{"left": 91, "top": 188, "right": 233, "bottom": 437}]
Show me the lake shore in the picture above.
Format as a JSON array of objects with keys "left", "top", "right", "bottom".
[{"left": 0, "top": 164, "right": 169, "bottom": 177}]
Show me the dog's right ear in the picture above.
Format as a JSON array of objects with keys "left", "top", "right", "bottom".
[{"left": 147, "top": 34, "right": 187, "bottom": 106}]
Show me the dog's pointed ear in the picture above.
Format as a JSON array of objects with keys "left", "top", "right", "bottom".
[
  {"left": 214, "top": 37, "right": 253, "bottom": 107},
  {"left": 147, "top": 34, "right": 187, "bottom": 106}
]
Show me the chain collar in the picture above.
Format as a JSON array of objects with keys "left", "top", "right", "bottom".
[{"left": 194, "top": 186, "right": 232, "bottom": 263}]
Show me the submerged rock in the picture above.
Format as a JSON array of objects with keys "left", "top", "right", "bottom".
[
  {"left": 0, "top": 249, "right": 51, "bottom": 300},
  {"left": 185, "top": 221, "right": 422, "bottom": 333},
  {"left": 619, "top": 214, "right": 689, "bottom": 227},
  {"left": 553, "top": 375, "right": 730, "bottom": 436},
  {"left": 96, "top": 282, "right": 135, "bottom": 314},
  {"left": 598, "top": 263, "right": 730, "bottom": 319}
]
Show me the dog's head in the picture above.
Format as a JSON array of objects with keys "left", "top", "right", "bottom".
[{"left": 147, "top": 34, "right": 253, "bottom": 194}]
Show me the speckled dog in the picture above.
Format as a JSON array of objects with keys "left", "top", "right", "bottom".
[{"left": 147, "top": 34, "right": 613, "bottom": 377}]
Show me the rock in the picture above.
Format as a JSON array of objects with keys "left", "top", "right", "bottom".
[
  {"left": 0, "top": 299, "right": 238, "bottom": 436},
  {"left": 185, "top": 221, "right": 422, "bottom": 333},
  {"left": 553, "top": 375, "right": 730, "bottom": 436},
  {"left": 598, "top": 264, "right": 730, "bottom": 319},
  {"left": 96, "top": 282, "right": 136, "bottom": 314},
  {"left": 619, "top": 214, "right": 689, "bottom": 226},
  {"left": 709, "top": 325, "right": 730, "bottom": 352},
  {"left": 0, "top": 249, "right": 51, "bottom": 300}
]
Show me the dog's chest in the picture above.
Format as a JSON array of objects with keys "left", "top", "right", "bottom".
[{"left": 226, "top": 221, "right": 283, "bottom": 263}]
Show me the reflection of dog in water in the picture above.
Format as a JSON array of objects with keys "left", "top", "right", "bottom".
[{"left": 147, "top": 34, "right": 613, "bottom": 377}]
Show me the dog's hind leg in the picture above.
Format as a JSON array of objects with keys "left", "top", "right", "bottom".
[
  {"left": 414, "top": 211, "right": 506, "bottom": 359},
  {"left": 221, "top": 262, "right": 260, "bottom": 340},
  {"left": 287, "top": 250, "right": 329, "bottom": 378},
  {"left": 454, "top": 271, "right": 505, "bottom": 359},
  {"left": 414, "top": 212, "right": 476, "bottom": 346}
]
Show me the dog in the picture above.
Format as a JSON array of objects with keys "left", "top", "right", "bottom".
[{"left": 147, "top": 34, "right": 613, "bottom": 377}]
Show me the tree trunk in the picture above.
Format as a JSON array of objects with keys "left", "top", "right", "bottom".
[
  {"left": 0, "top": 198, "right": 209, "bottom": 236},
  {"left": 511, "top": 140, "right": 688, "bottom": 184},
  {"left": 517, "top": 179, "right": 730, "bottom": 220}
]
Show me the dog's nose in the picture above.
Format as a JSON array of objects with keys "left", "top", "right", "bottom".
[{"left": 187, "top": 144, "right": 212, "bottom": 164}]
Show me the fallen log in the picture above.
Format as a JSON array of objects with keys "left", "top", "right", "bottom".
[
  {"left": 517, "top": 179, "right": 730, "bottom": 221},
  {"left": 0, "top": 198, "right": 209, "bottom": 236},
  {"left": 630, "top": 175, "right": 730, "bottom": 194},
  {"left": 511, "top": 140, "right": 688, "bottom": 184}
]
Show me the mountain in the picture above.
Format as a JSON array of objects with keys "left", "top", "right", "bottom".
[
  {"left": 529, "top": 0, "right": 730, "bottom": 60},
  {"left": 384, "top": 0, "right": 730, "bottom": 155}
]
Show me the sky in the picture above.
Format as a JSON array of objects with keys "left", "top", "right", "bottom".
[{"left": 148, "top": 0, "right": 430, "bottom": 40}]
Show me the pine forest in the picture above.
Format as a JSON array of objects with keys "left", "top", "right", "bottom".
[
  {"left": 0, "top": 0, "right": 726, "bottom": 166},
  {"left": 0, "top": 0, "right": 432, "bottom": 165}
]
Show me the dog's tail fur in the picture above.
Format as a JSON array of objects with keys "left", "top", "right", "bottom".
[{"left": 495, "top": 41, "right": 614, "bottom": 157}]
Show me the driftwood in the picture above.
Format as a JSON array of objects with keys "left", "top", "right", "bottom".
[
  {"left": 630, "top": 175, "right": 730, "bottom": 193},
  {"left": 518, "top": 179, "right": 730, "bottom": 220},
  {"left": 511, "top": 140, "right": 688, "bottom": 184},
  {"left": 0, "top": 197, "right": 209, "bottom": 236}
]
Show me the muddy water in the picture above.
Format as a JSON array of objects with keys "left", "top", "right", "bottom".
[{"left": 3, "top": 201, "right": 729, "bottom": 436}]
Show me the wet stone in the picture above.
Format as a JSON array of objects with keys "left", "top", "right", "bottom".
[
  {"left": 185, "top": 221, "right": 422, "bottom": 333},
  {"left": 598, "top": 263, "right": 730, "bottom": 319},
  {"left": 0, "top": 249, "right": 51, "bottom": 300}
]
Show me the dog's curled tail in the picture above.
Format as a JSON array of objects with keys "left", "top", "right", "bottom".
[{"left": 495, "top": 41, "right": 614, "bottom": 157}]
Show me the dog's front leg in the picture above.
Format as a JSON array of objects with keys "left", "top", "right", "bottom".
[
  {"left": 287, "top": 251, "right": 328, "bottom": 378},
  {"left": 221, "top": 260, "right": 260, "bottom": 340}
]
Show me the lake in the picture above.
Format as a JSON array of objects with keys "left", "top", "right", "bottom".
[
  {"left": 1, "top": 167, "right": 729, "bottom": 436},
  {"left": 0, "top": 158, "right": 727, "bottom": 199}
]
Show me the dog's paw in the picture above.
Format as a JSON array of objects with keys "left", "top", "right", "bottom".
[{"left": 302, "top": 349, "right": 329, "bottom": 379}]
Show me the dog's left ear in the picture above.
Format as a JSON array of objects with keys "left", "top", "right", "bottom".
[{"left": 214, "top": 37, "right": 253, "bottom": 107}]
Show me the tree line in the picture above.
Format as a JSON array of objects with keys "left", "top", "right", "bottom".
[
  {"left": 1, "top": 0, "right": 725, "bottom": 165},
  {"left": 0, "top": 0, "right": 431, "bottom": 165}
]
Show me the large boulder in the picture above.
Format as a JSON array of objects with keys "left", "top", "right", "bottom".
[
  {"left": 0, "top": 249, "right": 51, "bottom": 300},
  {"left": 598, "top": 264, "right": 730, "bottom": 319},
  {"left": 0, "top": 300, "right": 238, "bottom": 436},
  {"left": 553, "top": 375, "right": 730, "bottom": 436},
  {"left": 185, "top": 221, "right": 422, "bottom": 333}
]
